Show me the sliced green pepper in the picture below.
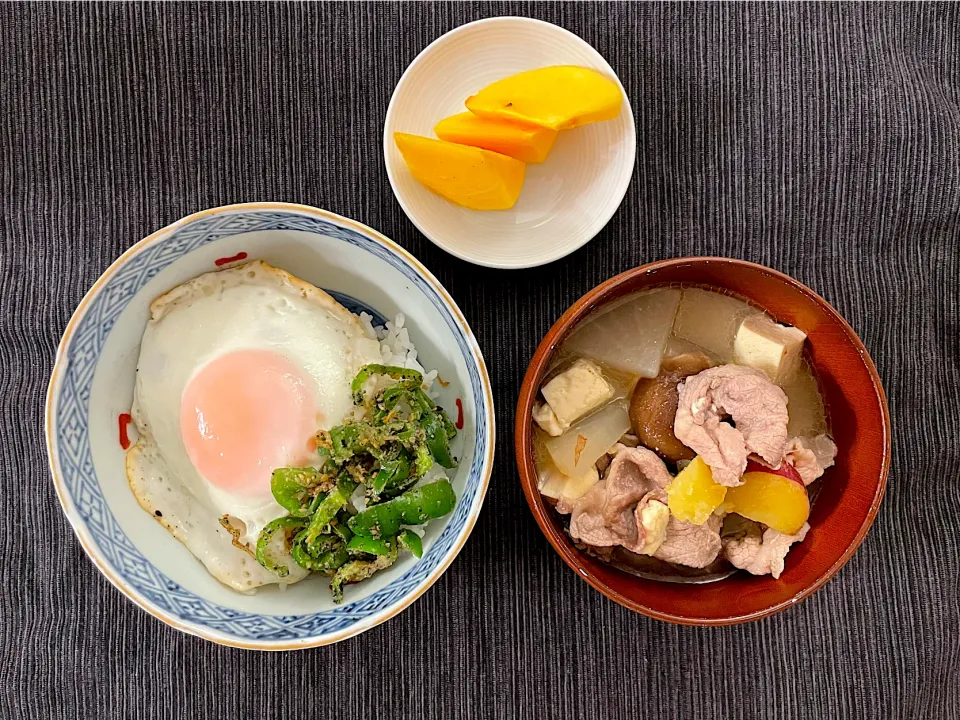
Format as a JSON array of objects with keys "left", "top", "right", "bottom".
[
  {"left": 292, "top": 542, "right": 348, "bottom": 574},
  {"left": 331, "top": 514, "right": 354, "bottom": 543},
  {"left": 314, "top": 445, "right": 341, "bottom": 475},
  {"left": 329, "top": 421, "right": 408, "bottom": 463},
  {"left": 371, "top": 451, "right": 411, "bottom": 496},
  {"left": 392, "top": 426, "right": 428, "bottom": 463},
  {"left": 255, "top": 517, "right": 306, "bottom": 577},
  {"left": 347, "top": 479, "right": 456, "bottom": 539},
  {"left": 291, "top": 528, "right": 346, "bottom": 570},
  {"left": 440, "top": 408, "right": 457, "bottom": 439},
  {"left": 331, "top": 546, "right": 398, "bottom": 603},
  {"left": 305, "top": 478, "right": 358, "bottom": 544},
  {"left": 320, "top": 546, "right": 349, "bottom": 574},
  {"left": 421, "top": 412, "right": 455, "bottom": 468},
  {"left": 270, "top": 467, "right": 328, "bottom": 516},
  {"left": 262, "top": 367, "right": 460, "bottom": 599},
  {"left": 291, "top": 541, "right": 312, "bottom": 569},
  {"left": 374, "top": 385, "right": 409, "bottom": 418},
  {"left": 397, "top": 529, "right": 423, "bottom": 559},
  {"left": 379, "top": 472, "right": 420, "bottom": 502},
  {"left": 374, "top": 385, "right": 438, "bottom": 422},
  {"left": 413, "top": 443, "right": 434, "bottom": 477},
  {"left": 410, "top": 387, "right": 438, "bottom": 413},
  {"left": 293, "top": 528, "right": 340, "bottom": 558},
  {"left": 329, "top": 423, "right": 380, "bottom": 461},
  {"left": 351, "top": 364, "right": 423, "bottom": 405},
  {"left": 329, "top": 424, "right": 365, "bottom": 462},
  {"left": 346, "top": 534, "right": 395, "bottom": 557}
]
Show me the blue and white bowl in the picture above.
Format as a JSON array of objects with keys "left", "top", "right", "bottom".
[{"left": 45, "top": 203, "right": 495, "bottom": 649}]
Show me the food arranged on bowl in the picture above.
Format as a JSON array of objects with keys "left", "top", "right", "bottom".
[
  {"left": 531, "top": 285, "right": 837, "bottom": 581},
  {"left": 394, "top": 66, "right": 623, "bottom": 210},
  {"left": 126, "top": 260, "right": 459, "bottom": 603}
]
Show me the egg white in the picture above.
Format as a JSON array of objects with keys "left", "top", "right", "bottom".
[{"left": 125, "top": 261, "right": 382, "bottom": 591}]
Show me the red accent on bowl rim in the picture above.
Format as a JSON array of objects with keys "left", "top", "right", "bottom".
[{"left": 214, "top": 251, "right": 248, "bottom": 267}]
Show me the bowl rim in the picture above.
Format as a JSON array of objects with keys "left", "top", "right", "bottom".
[
  {"left": 514, "top": 256, "right": 891, "bottom": 625},
  {"left": 45, "top": 201, "right": 496, "bottom": 649},
  {"left": 382, "top": 15, "right": 637, "bottom": 270}
]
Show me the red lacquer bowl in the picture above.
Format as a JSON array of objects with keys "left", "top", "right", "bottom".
[{"left": 515, "top": 258, "right": 891, "bottom": 625}]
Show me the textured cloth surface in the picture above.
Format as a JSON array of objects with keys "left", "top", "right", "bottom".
[{"left": 2, "top": 3, "right": 960, "bottom": 719}]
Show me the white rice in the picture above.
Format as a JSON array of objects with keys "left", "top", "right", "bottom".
[{"left": 359, "top": 312, "right": 440, "bottom": 394}]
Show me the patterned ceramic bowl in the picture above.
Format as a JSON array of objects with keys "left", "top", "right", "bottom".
[
  {"left": 384, "top": 17, "right": 636, "bottom": 269},
  {"left": 45, "top": 203, "right": 495, "bottom": 649}
]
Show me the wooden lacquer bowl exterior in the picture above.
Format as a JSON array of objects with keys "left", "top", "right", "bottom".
[{"left": 515, "top": 258, "right": 891, "bottom": 625}]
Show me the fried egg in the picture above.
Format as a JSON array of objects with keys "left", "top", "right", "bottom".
[{"left": 125, "top": 261, "right": 382, "bottom": 591}]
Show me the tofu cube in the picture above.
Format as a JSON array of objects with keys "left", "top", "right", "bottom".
[
  {"left": 535, "top": 359, "right": 614, "bottom": 435},
  {"left": 733, "top": 315, "right": 807, "bottom": 382},
  {"left": 532, "top": 402, "right": 564, "bottom": 437}
]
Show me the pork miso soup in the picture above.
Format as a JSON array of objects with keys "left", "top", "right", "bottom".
[{"left": 531, "top": 286, "right": 836, "bottom": 582}]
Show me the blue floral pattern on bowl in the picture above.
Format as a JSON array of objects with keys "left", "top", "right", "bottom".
[{"left": 48, "top": 208, "right": 491, "bottom": 645}]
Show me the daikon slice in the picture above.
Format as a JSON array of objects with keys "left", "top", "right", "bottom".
[
  {"left": 663, "top": 334, "right": 715, "bottom": 360},
  {"left": 563, "top": 289, "right": 681, "bottom": 378},
  {"left": 563, "top": 465, "right": 601, "bottom": 499},
  {"left": 672, "top": 288, "right": 762, "bottom": 361},
  {"left": 545, "top": 400, "right": 631, "bottom": 477},
  {"left": 537, "top": 458, "right": 599, "bottom": 500},
  {"left": 537, "top": 461, "right": 568, "bottom": 499}
]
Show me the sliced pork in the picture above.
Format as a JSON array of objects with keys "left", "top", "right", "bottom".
[
  {"left": 634, "top": 490, "right": 670, "bottom": 555},
  {"left": 653, "top": 514, "right": 723, "bottom": 568},
  {"left": 723, "top": 519, "right": 810, "bottom": 579},
  {"left": 784, "top": 434, "right": 838, "bottom": 486},
  {"left": 674, "top": 365, "right": 789, "bottom": 486},
  {"left": 568, "top": 446, "right": 673, "bottom": 553}
]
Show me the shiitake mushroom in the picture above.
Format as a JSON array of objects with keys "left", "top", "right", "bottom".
[{"left": 628, "top": 352, "right": 713, "bottom": 463}]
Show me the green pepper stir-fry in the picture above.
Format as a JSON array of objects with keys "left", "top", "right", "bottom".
[{"left": 253, "top": 364, "right": 458, "bottom": 603}]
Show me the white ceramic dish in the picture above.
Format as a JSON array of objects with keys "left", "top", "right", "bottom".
[
  {"left": 45, "top": 202, "right": 495, "bottom": 650},
  {"left": 383, "top": 17, "right": 637, "bottom": 269}
]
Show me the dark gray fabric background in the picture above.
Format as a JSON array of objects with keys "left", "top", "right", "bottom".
[{"left": 2, "top": 2, "right": 959, "bottom": 719}]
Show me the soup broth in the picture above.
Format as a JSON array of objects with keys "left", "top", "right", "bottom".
[{"left": 531, "top": 285, "right": 835, "bottom": 583}]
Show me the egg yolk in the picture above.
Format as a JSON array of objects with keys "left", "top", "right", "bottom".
[{"left": 180, "top": 349, "right": 317, "bottom": 495}]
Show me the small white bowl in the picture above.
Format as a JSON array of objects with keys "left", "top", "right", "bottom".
[
  {"left": 45, "top": 203, "right": 495, "bottom": 649},
  {"left": 384, "top": 17, "right": 636, "bottom": 269}
]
